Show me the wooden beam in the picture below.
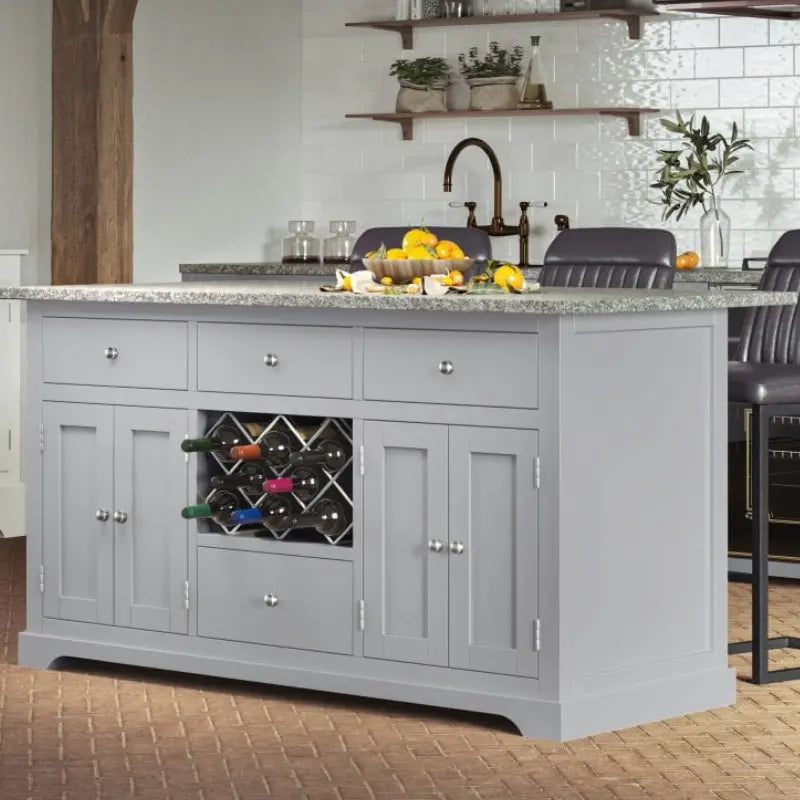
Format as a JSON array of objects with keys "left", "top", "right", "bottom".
[{"left": 52, "top": 0, "right": 138, "bottom": 285}]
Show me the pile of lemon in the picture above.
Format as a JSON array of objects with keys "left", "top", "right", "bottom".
[{"left": 367, "top": 228, "right": 467, "bottom": 263}]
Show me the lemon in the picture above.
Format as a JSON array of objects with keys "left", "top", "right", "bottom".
[
  {"left": 380, "top": 276, "right": 393, "bottom": 286},
  {"left": 406, "top": 245, "right": 436, "bottom": 260},
  {"left": 493, "top": 264, "right": 524, "bottom": 291},
  {"left": 385, "top": 248, "right": 407, "bottom": 260},
  {"left": 342, "top": 275, "right": 352, "bottom": 291},
  {"left": 448, "top": 269, "right": 464, "bottom": 286},
  {"left": 402, "top": 228, "right": 438, "bottom": 251},
  {"left": 411, "top": 276, "right": 422, "bottom": 285}
]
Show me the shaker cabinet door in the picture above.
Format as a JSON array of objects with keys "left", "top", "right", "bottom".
[
  {"left": 448, "top": 427, "right": 539, "bottom": 678},
  {"left": 113, "top": 406, "right": 188, "bottom": 634},
  {"left": 42, "top": 402, "right": 115, "bottom": 624},
  {"left": 363, "top": 421, "right": 449, "bottom": 667}
]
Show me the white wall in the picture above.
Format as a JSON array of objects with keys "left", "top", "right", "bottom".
[
  {"left": 133, "top": 0, "right": 303, "bottom": 282},
  {"left": 0, "top": 0, "right": 51, "bottom": 284},
  {"left": 301, "top": 0, "right": 800, "bottom": 265}
]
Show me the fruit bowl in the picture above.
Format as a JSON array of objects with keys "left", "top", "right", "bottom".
[{"left": 362, "top": 257, "right": 474, "bottom": 282}]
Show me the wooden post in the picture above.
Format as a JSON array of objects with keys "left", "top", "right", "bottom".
[{"left": 52, "top": 0, "right": 138, "bottom": 285}]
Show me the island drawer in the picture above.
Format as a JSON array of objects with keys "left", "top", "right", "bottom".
[
  {"left": 42, "top": 317, "right": 188, "bottom": 389},
  {"left": 197, "top": 323, "right": 353, "bottom": 398},
  {"left": 363, "top": 328, "right": 538, "bottom": 408},
  {"left": 197, "top": 548, "right": 354, "bottom": 655}
]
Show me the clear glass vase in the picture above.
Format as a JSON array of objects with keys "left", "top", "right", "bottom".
[{"left": 699, "top": 198, "right": 731, "bottom": 268}]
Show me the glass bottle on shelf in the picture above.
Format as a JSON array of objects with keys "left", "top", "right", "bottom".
[
  {"left": 229, "top": 432, "right": 295, "bottom": 466},
  {"left": 323, "top": 221, "right": 357, "bottom": 265},
  {"left": 518, "top": 36, "right": 550, "bottom": 109},
  {"left": 282, "top": 221, "right": 321, "bottom": 264},
  {"left": 182, "top": 425, "right": 246, "bottom": 455},
  {"left": 259, "top": 499, "right": 346, "bottom": 538},
  {"left": 230, "top": 498, "right": 292, "bottom": 527},
  {"left": 262, "top": 467, "right": 321, "bottom": 502},
  {"left": 210, "top": 461, "right": 271, "bottom": 492},
  {"left": 289, "top": 438, "right": 349, "bottom": 472},
  {"left": 181, "top": 491, "right": 242, "bottom": 525}
]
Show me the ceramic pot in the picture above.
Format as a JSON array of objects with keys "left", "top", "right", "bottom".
[{"left": 466, "top": 76, "right": 520, "bottom": 111}]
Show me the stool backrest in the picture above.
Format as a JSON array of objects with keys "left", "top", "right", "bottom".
[
  {"left": 350, "top": 227, "right": 492, "bottom": 266},
  {"left": 539, "top": 227, "right": 676, "bottom": 289},
  {"left": 737, "top": 231, "right": 800, "bottom": 363}
]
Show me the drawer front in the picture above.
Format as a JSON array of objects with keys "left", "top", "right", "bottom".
[
  {"left": 197, "top": 323, "right": 353, "bottom": 398},
  {"left": 43, "top": 318, "right": 188, "bottom": 389},
  {"left": 363, "top": 329, "right": 538, "bottom": 409},
  {"left": 197, "top": 548, "right": 354, "bottom": 655}
]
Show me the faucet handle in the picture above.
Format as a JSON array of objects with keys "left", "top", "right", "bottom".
[
  {"left": 449, "top": 201, "right": 478, "bottom": 227},
  {"left": 520, "top": 201, "right": 549, "bottom": 209}
]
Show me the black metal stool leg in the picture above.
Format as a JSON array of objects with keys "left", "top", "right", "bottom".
[{"left": 728, "top": 403, "right": 800, "bottom": 683}]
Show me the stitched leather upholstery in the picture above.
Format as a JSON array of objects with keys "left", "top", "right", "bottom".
[
  {"left": 539, "top": 227, "right": 676, "bottom": 289},
  {"left": 350, "top": 227, "right": 492, "bottom": 266},
  {"left": 730, "top": 231, "right": 800, "bottom": 404}
]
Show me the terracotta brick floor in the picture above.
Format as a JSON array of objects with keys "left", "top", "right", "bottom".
[{"left": 4, "top": 538, "right": 800, "bottom": 800}]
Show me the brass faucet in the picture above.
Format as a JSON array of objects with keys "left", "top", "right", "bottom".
[{"left": 443, "top": 137, "right": 545, "bottom": 268}]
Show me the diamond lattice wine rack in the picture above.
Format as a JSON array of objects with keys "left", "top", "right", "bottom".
[{"left": 187, "top": 412, "right": 354, "bottom": 546}]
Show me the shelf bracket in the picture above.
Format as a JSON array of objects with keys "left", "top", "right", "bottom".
[
  {"left": 345, "top": 22, "right": 413, "bottom": 49},
  {"left": 599, "top": 13, "right": 642, "bottom": 40},
  {"left": 600, "top": 110, "right": 643, "bottom": 137}
]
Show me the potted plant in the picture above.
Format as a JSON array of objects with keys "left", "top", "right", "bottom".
[
  {"left": 651, "top": 111, "right": 752, "bottom": 267},
  {"left": 458, "top": 41, "right": 524, "bottom": 111},
  {"left": 389, "top": 57, "right": 450, "bottom": 113}
]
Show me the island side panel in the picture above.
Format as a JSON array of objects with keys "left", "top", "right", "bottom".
[{"left": 555, "top": 309, "right": 733, "bottom": 737}]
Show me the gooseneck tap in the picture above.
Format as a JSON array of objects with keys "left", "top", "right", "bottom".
[{"left": 443, "top": 137, "right": 546, "bottom": 267}]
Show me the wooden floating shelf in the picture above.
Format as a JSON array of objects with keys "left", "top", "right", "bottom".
[
  {"left": 345, "top": 9, "right": 657, "bottom": 47},
  {"left": 345, "top": 107, "right": 659, "bottom": 140},
  {"left": 655, "top": 0, "right": 800, "bottom": 18}
]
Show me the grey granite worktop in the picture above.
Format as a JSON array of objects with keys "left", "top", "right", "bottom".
[
  {"left": 0, "top": 281, "right": 792, "bottom": 316},
  {"left": 180, "top": 262, "right": 764, "bottom": 286}
]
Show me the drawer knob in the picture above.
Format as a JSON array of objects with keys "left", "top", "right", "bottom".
[
  {"left": 428, "top": 539, "right": 444, "bottom": 553},
  {"left": 438, "top": 360, "right": 454, "bottom": 376},
  {"left": 264, "top": 593, "right": 279, "bottom": 608},
  {"left": 95, "top": 509, "right": 110, "bottom": 522},
  {"left": 104, "top": 346, "right": 119, "bottom": 361},
  {"left": 113, "top": 510, "right": 128, "bottom": 524},
  {"left": 449, "top": 541, "right": 465, "bottom": 555},
  {"left": 264, "top": 353, "right": 279, "bottom": 368}
]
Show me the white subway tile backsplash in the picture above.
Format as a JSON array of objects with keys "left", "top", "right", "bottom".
[
  {"left": 695, "top": 48, "right": 743, "bottom": 79},
  {"left": 554, "top": 170, "right": 600, "bottom": 201},
  {"left": 645, "top": 50, "right": 695, "bottom": 80},
  {"left": 769, "top": 19, "right": 800, "bottom": 46},
  {"left": 745, "top": 45, "right": 794, "bottom": 77},
  {"left": 719, "top": 77, "right": 768, "bottom": 108},
  {"left": 671, "top": 79, "right": 720, "bottom": 109},
  {"left": 720, "top": 17, "right": 769, "bottom": 48},
  {"left": 670, "top": 19, "right": 719, "bottom": 50},
  {"left": 744, "top": 107, "right": 795, "bottom": 138},
  {"left": 769, "top": 75, "right": 800, "bottom": 105}
]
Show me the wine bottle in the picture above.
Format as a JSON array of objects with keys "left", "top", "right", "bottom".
[
  {"left": 229, "top": 498, "right": 292, "bottom": 526},
  {"left": 264, "top": 499, "right": 346, "bottom": 537},
  {"left": 262, "top": 467, "right": 320, "bottom": 502},
  {"left": 229, "top": 432, "right": 295, "bottom": 466},
  {"left": 210, "top": 461, "right": 269, "bottom": 492},
  {"left": 182, "top": 424, "right": 247, "bottom": 454},
  {"left": 289, "top": 439, "right": 348, "bottom": 472},
  {"left": 181, "top": 490, "right": 242, "bottom": 525}
]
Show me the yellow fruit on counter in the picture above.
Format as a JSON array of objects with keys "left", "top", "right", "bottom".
[
  {"left": 342, "top": 275, "right": 352, "bottom": 291},
  {"left": 402, "top": 228, "right": 438, "bottom": 251},
  {"left": 448, "top": 269, "right": 464, "bottom": 286},
  {"left": 380, "top": 276, "right": 393, "bottom": 286},
  {"left": 412, "top": 276, "right": 422, "bottom": 285},
  {"left": 385, "top": 248, "right": 407, "bottom": 260},
  {"left": 676, "top": 250, "right": 699, "bottom": 269},
  {"left": 406, "top": 245, "right": 436, "bottom": 260},
  {"left": 493, "top": 264, "right": 524, "bottom": 291}
]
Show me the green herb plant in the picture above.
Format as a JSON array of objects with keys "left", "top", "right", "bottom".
[
  {"left": 457, "top": 41, "right": 524, "bottom": 80},
  {"left": 651, "top": 111, "right": 752, "bottom": 222},
  {"left": 389, "top": 57, "right": 450, "bottom": 89}
]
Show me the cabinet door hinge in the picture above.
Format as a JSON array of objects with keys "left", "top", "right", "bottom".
[
  {"left": 534, "top": 457, "right": 540, "bottom": 490},
  {"left": 534, "top": 619, "right": 541, "bottom": 652},
  {"left": 359, "top": 445, "right": 365, "bottom": 477},
  {"left": 39, "top": 424, "right": 45, "bottom": 453},
  {"left": 358, "top": 599, "right": 365, "bottom": 631},
  {"left": 38, "top": 565, "right": 44, "bottom": 594},
  {"left": 184, "top": 580, "right": 190, "bottom": 610}
]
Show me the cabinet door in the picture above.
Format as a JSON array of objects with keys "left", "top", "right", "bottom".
[
  {"left": 448, "top": 427, "right": 539, "bottom": 678},
  {"left": 42, "top": 402, "right": 114, "bottom": 624},
  {"left": 0, "top": 301, "right": 15, "bottom": 480},
  {"left": 113, "top": 407, "right": 188, "bottom": 634},
  {"left": 363, "top": 421, "right": 449, "bottom": 666}
]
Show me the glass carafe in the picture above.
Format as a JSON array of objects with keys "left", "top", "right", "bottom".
[
  {"left": 323, "top": 221, "right": 357, "bottom": 265},
  {"left": 282, "top": 221, "right": 321, "bottom": 264},
  {"left": 519, "top": 35, "right": 550, "bottom": 109}
]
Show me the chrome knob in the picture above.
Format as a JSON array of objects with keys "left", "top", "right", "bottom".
[
  {"left": 104, "top": 346, "right": 119, "bottom": 360},
  {"left": 95, "top": 509, "right": 110, "bottom": 522},
  {"left": 450, "top": 541, "right": 465, "bottom": 555},
  {"left": 264, "top": 593, "right": 279, "bottom": 608},
  {"left": 264, "top": 353, "right": 279, "bottom": 368},
  {"left": 428, "top": 539, "right": 444, "bottom": 553},
  {"left": 113, "top": 510, "right": 128, "bottom": 524},
  {"left": 438, "top": 360, "right": 454, "bottom": 376}
]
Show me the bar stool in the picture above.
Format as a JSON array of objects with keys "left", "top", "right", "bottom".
[
  {"left": 540, "top": 227, "right": 676, "bottom": 289},
  {"left": 728, "top": 230, "right": 800, "bottom": 683}
]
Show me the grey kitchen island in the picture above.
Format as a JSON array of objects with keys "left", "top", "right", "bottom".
[{"left": 2, "top": 281, "right": 794, "bottom": 742}]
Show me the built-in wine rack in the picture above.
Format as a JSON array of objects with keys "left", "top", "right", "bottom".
[{"left": 191, "top": 412, "right": 353, "bottom": 546}]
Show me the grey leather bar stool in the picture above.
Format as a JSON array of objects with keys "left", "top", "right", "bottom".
[
  {"left": 728, "top": 230, "right": 800, "bottom": 683},
  {"left": 540, "top": 227, "right": 676, "bottom": 289}
]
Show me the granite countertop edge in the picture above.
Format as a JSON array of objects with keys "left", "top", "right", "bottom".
[{"left": 0, "top": 284, "right": 793, "bottom": 315}]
